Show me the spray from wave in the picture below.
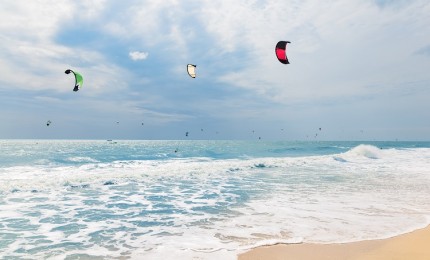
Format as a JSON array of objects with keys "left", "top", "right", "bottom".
[{"left": 337, "top": 144, "right": 384, "bottom": 161}]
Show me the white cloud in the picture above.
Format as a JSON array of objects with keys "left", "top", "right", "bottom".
[
  {"left": 0, "top": 0, "right": 130, "bottom": 94},
  {"left": 129, "top": 51, "right": 149, "bottom": 61},
  {"left": 0, "top": 0, "right": 429, "bottom": 139},
  {"left": 198, "top": 0, "right": 430, "bottom": 103},
  {"left": 0, "top": 0, "right": 74, "bottom": 41},
  {"left": 1, "top": 0, "right": 429, "bottom": 101}
]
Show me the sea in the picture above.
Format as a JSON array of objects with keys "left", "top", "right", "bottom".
[{"left": 0, "top": 140, "right": 429, "bottom": 259}]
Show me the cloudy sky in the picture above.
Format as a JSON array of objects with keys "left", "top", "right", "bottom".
[{"left": 0, "top": 0, "right": 429, "bottom": 140}]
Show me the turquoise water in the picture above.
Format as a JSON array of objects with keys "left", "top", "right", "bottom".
[{"left": 0, "top": 140, "right": 429, "bottom": 259}]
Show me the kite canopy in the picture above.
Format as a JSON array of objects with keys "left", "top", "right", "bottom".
[
  {"left": 187, "top": 64, "right": 196, "bottom": 78},
  {"left": 65, "top": 69, "right": 83, "bottom": 91},
  {"left": 275, "top": 41, "right": 291, "bottom": 64},
  {"left": 46, "top": 120, "right": 51, "bottom": 126}
]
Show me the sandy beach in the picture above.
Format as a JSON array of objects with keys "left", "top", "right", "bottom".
[{"left": 238, "top": 225, "right": 430, "bottom": 260}]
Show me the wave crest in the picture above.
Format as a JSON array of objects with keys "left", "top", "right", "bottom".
[{"left": 343, "top": 144, "right": 383, "bottom": 159}]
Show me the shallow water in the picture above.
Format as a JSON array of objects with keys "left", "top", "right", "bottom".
[{"left": 0, "top": 140, "right": 429, "bottom": 259}]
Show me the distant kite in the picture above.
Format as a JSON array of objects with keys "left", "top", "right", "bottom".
[
  {"left": 65, "top": 69, "right": 83, "bottom": 92},
  {"left": 187, "top": 64, "right": 196, "bottom": 78},
  {"left": 275, "top": 41, "right": 291, "bottom": 64},
  {"left": 46, "top": 120, "right": 51, "bottom": 126}
]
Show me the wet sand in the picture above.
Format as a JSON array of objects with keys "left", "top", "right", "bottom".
[{"left": 238, "top": 225, "right": 430, "bottom": 260}]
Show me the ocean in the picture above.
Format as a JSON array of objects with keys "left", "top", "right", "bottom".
[{"left": 0, "top": 140, "right": 429, "bottom": 259}]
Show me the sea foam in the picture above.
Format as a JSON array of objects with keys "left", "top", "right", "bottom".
[{"left": 0, "top": 140, "right": 429, "bottom": 259}]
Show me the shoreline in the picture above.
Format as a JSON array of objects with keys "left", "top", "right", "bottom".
[{"left": 238, "top": 225, "right": 430, "bottom": 260}]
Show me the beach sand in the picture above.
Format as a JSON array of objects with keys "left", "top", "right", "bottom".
[{"left": 238, "top": 225, "right": 430, "bottom": 260}]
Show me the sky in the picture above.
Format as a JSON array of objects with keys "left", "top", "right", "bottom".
[{"left": 0, "top": 0, "right": 429, "bottom": 140}]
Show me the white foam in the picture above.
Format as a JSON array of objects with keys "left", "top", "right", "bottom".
[
  {"left": 66, "top": 157, "right": 100, "bottom": 163},
  {"left": 0, "top": 145, "right": 430, "bottom": 259}
]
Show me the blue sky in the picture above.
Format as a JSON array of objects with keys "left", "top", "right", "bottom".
[{"left": 0, "top": 0, "right": 429, "bottom": 140}]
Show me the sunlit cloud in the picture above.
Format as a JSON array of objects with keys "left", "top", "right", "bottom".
[{"left": 129, "top": 51, "right": 149, "bottom": 61}]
